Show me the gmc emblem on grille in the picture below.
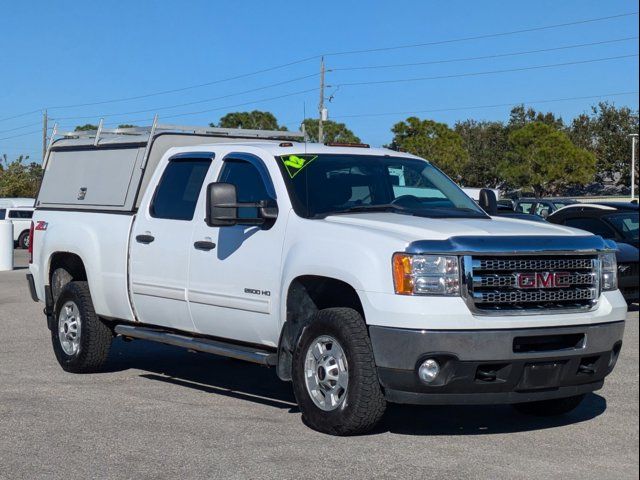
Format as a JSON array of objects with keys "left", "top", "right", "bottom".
[{"left": 515, "top": 272, "right": 571, "bottom": 289}]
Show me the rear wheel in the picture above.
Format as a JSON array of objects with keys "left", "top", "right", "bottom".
[
  {"left": 51, "top": 281, "right": 113, "bottom": 373},
  {"left": 292, "top": 308, "right": 386, "bottom": 435},
  {"left": 512, "top": 394, "right": 586, "bottom": 416},
  {"left": 18, "top": 230, "right": 30, "bottom": 249}
]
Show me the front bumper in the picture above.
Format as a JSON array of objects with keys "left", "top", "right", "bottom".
[{"left": 369, "top": 321, "right": 625, "bottom": 405}]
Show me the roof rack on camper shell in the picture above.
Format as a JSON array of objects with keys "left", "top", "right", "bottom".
[{"left": 38, "top": 116, "right": 306, "bottom": 213}]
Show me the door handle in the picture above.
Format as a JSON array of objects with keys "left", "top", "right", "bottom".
[
  {"left": 194, "top": 240, "right": 216, "bottom": 251},
  {"left": 136, "top": 234, "right": 155, "bottom": 244}
]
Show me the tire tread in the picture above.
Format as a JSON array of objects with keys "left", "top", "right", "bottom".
[{"left": 52, "top": 281, "right": 112, "bottom": 373}]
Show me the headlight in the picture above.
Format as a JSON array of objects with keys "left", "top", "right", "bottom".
[
  {"left": 600, "top": 252, "right": 618, "bottom": 291},
  {"left": 393, "top": 253, "right": 460, "bottom": 296}
]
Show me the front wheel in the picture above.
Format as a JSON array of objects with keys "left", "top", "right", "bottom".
[
  {"left": 292, "top": 308, "right": 386, "bottom": 435},
  {"left": 512, "top": 394, "right": 586, "bottom": 416},
  {"left": 51, "top": 281, "right": 113, "bottom": 373}
]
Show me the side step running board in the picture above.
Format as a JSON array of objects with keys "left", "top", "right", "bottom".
[{"left": 114, "top": 324, "right": 277, "bottom": 366}]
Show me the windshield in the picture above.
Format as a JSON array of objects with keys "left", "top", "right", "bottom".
[
  {"left": 277, "top": 154, "right": 486, "bottom": 219},
  {"left": 605, "top": 212, "right": 639, "bottom": 242}
]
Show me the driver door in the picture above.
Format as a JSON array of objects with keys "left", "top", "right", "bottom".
[{"left": 187, "top": 154, "right": 286, "bottom": 346}]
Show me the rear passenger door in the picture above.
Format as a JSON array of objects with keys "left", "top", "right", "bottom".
[{"left": 129, "top": 154, "right": 212, "bottom": 331}]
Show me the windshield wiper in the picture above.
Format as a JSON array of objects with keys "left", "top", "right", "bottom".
[{"left": 330, "top": 204, "right": 412, "bottom": 215}]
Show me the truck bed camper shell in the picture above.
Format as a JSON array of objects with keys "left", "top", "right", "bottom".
[{"left": 37, "top": 119, "right": 305, "bottom": 213}]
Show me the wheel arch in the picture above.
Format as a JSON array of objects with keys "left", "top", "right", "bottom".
[
  {"left": 48, "top": 251, "right": 88, "bottom": 302},
  {"left": 276, "top": 275, "right": 365, "bottom": 381}
]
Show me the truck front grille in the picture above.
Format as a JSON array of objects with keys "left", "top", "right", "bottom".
[{"left": 464, "top": 255, "right": 600, "bottom": 314}]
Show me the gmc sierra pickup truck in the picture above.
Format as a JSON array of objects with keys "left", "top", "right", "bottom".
[{"left": 27, "top": 123, "right": 627, "bottom": 435}]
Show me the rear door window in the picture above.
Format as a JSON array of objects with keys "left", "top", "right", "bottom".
[
  {"left": 8, "top": 210, "right": 33, "bottom": 219},
  {"left": 151, "top": 159, "right": 211, "bottom": 220},
  {"left": 563, "top": 217, "right": 617, "bottom": 239},
  {"left": 0, "top": 209, "right": 5, "bottom": 220}
]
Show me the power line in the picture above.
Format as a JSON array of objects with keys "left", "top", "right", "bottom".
[
  {"left": 0, "top": 120, "right": 43, "bottom": 135},
  {"left": 50, "top": 73, "right": 318, "bottom": 122},
  {"left": 331, "top": 91, "right": 639, "bottom": 120},
  {"left": 1, "top": 10, "right": 636, "bottom": 124},
  {"left": 332, "top": 54, "right": 639, "bottom": 87},
  {"left": 330, "top": 37, "right": 639, "bottom": 72},
  {"left": 50, "top": 53, "right": 639, "bottom": 127},
  {"left": 324, "top": 12, "right": 639, "bottom": 56},
  {"left": 0, "top": 130, "right": 41, "bottom": 141},
  {"left": 46, "top": 56, "right": 320, "bottom": 110},
  {"left": 88, "top": 87, "right": 320, "bottom": 127},
  {"left": 0, "top": 109, "right": 42, "bottom": 124}
]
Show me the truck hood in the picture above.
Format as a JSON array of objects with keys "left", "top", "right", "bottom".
[{"left": 323, "top": 212, "right": 584, "bottom": 242}]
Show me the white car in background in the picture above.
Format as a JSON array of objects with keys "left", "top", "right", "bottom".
[{"left": 0, "top": 206, "right": 35, "bottom": 248}]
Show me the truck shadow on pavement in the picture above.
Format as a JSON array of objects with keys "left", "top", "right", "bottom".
[{"left": 105, "top": 337, "right": 607, "bottom": 436}]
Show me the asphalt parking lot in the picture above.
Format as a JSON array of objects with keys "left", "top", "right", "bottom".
[{"left": 1, "top": 249, "right": 638, "bottom": 480}]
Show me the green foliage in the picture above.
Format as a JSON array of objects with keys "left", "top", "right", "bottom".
[
  {"left": 0, "top": 155, "right": 43, "bottom": 197},
  {"left": 213, "top": 111, "right": 287, "bottom": 131},
  {"left": 389, "top": 117, "right": 469, "bottom": 179},
  {"left": 500, "top": 122, "right": 596, "bottom": 197},
  {"left": 117, "top": 124, "right": 137, "bottom": 129},
  {"left": 301, "top": 119, "right": 361, "bottom": 143},
  {"left": 508, "top": 105, "right": 564, "bottom": 130},
  {"left": 454, "top": 120, "right": 508, "bottom": 187},
  {"left": 568, "top": 102, "right": 639, "bottom": 185},
  {"left": 74, "top": 124, "right": 98, "bottom": 131}
]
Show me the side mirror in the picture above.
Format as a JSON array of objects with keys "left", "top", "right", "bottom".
[
  {"left": 206, "top": 182, "right": 239, "bottom": 226},
  {"left": 205, "top": 182, "right": 278, "bottom": 227},
  {"left": 478, "top": 188, "right": 498, "bottom": 215}
]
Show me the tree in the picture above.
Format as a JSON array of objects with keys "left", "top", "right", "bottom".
[
  {"left": 389, "top": 117, "right": 469, "bottom": 179},
  {"left": 454, "top": 119, "right": 508, "bottom": 188},
  {"left": 508, "top": 105, "right": 564, "bottom": 130},
  {"left": 74, "top": 124, "right": 98, "bottom": 131},
  {"left": 213, "top": 111, "right": 287, "bottom": 131},
  {"left": 0, "top": 155, "right": 43, "bottom": 197},
  {"left": 501, "top": 122, "right": 596, "bottom": 197},
  {"left": 117, "top": 124, "right": 137, "bottom": 129},
  {"left": 301, "top": 119, "right": 361, "bottom": 143},
  {"left": 568, "top": 102, "right": 639, "bottom": 186}
]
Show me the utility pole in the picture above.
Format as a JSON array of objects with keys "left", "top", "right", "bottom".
[
  {"left": 42, "top": 110, "right": 48, "bottom": 162},
  {"left": 318, "top": 56, "right": 325, "bottom": 143},
  {"left": 632, "top": 134, "right": 637, "bottom": 200}
]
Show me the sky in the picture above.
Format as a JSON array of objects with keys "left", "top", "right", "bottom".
[{"left": 0, "top": 0, "right": 638, "bottom": 160}]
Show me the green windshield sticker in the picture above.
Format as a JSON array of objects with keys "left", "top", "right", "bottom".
[{"left": 281, "top": 154, "right": 317, "bottom": 178}]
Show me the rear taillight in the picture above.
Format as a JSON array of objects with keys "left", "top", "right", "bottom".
[{"left": 28, "top": 221, "right": 34, "bottom": 263}]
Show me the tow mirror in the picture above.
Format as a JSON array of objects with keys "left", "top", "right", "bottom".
[
  {"left": 205, "top": 182, "right": 278, "bottom": 227},
  {"left": 206, "top": 182, "right": 238, "bottom": 226},
  {"left": 478, "top": 189, "right": 498, "bottom": 215}
]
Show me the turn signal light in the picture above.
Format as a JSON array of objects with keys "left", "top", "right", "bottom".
[{"left": 393, "top": 254, "right": 414, "bottom": 295}]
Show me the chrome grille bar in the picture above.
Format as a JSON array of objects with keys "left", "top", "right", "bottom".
[
  {"left": 473, "top": 287, "right": 598, "bottom": 304},
  {"left": 473, "top": 258, "right": 597, "bottom": 271},
  {"left": 473, "top": 272, "right": 597, "bottom": 288}
]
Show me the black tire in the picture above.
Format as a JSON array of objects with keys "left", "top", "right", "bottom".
[
  {"left": 51, "top": 281, "right": 113, "bottom": 373},
  {"left": 18, "top": 230, "right": 30, "bottom": 249},
  {"left": 512, "top": 394, "right": 586, "bottom": 416},
  {"left": 292, "top": 308, "right": 386, "bottom": 435}
]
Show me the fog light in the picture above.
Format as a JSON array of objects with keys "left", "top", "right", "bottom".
[{"left": 418, "top": 358, "right": 440, "bottom": 384}]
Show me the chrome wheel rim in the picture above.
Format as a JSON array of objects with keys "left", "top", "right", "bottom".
[
  {"left": 304, "top": 335, "right": 348, "bottom": 411},
  {"left": 58, "top": 301, "right": 81, "bottom": 356}
]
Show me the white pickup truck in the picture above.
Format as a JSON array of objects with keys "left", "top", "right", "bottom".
[{"left": 27, "top": 124, "right": 627, "bottom": 435}]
